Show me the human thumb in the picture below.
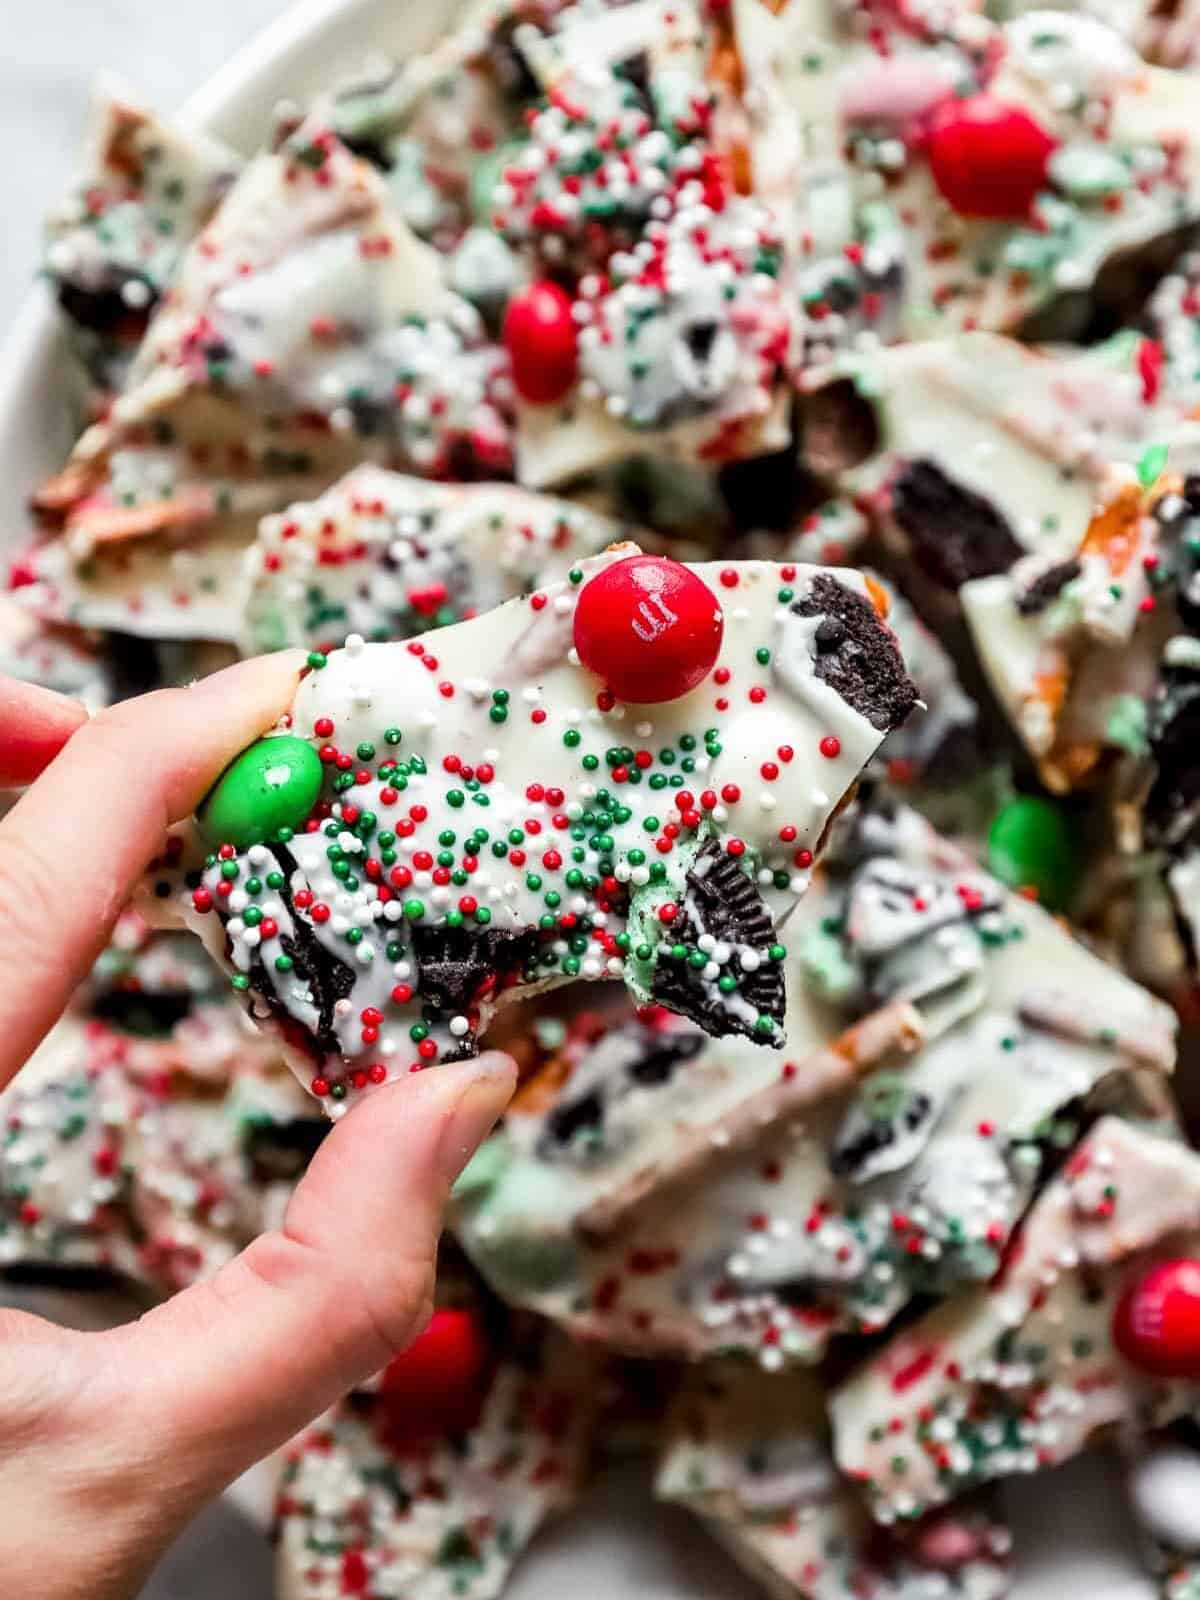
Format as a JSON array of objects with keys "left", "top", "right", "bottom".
[{"left": 101, "top": 1053, "right": 516, "bottom": 1512}]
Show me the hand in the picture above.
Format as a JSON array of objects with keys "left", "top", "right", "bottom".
[{"left": 0, "top": 659, "right": 516, "bottom": 1599}]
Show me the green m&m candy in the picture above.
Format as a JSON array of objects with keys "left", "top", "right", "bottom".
[
  {"left": 198, "top": 736, "right": 323, "bottom": 849},
  {"left": 986, "top": 794, "right": 1081, "bottom": 912}
]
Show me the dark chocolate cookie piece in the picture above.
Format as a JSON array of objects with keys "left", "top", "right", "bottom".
[
  {"left": 245, "top": 1118, "right": 329, "bottom": 1184},
  {"left": 651, "top": 842, "right": 785, "bottom": 1045},
  {"left": 1016, "top": 558, "right": 1082, "bottom": 617},
  {"left": 410, "top": 923, "right": 540, "bottom": 1019},
  {"left": 829, "top": 1073, "right": 938, "bottom": 1183},
  {"left": 1145, "top": 667, "right": 1200, "bottom": 849},
  {"left": 792, "top": 574, "right": 919, "bottom": 733},
  {"left": 799, "top": 376, "right": 881, "bottom": 477},
  {"left": 55, "top": 264, "right": 158, "bottom": 338},
  {"left": 237, "top": 845, "right": 358, "bottom": 1056},
  {"left": 889, "top": 459, "right": 1024, "bottom": 592}
]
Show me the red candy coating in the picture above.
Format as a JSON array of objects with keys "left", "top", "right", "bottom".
[
  {"left": 925, "top": 95, "right": 1056, "bottom": 220},
  {"left": 503, "top": 280, "right": 578, "bottom": 405},
  {"left": 1112, "top": 1258, "right": 1200, "bottom": 1378},
  {"left": 376, "top": 1307, "right": 493, "bottom": 1447},
  {"left": 573, "top": 555, "right": 725, "bottom": 704}
]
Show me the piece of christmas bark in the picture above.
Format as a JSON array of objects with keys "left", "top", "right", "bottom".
[
  {"left": 240, "top": 466, "right": 626, "bottom": 655},
  {"left": 959, "top": 459, "right": 1200, "bottom": 798},
  {"left": 24, "top": 113, "right": 511, "bottom": 642},
  {"left": 172, "top": 550, "right": 915, "bottom": 1113},
  {"left": 745, "top": 0, "right": 1200, "bottom": 344},
  {"left": 274, "top": 1305, "right": 598, "bottom": 1600},
  {"left": 799, "top": 333, "right": 1193, "bottom": 612},
  {"left": 451, "top": 799, "right": 1174, "bottom": 1363},
  {"left": 657, "top": 1363, "right": 1012, "bottom": 1600},
  {"left": 42, "top": 87, "right": 241, "bottom": 394},
  {"left": 0, "top": 1012, "right": 311, "bottom": 1293},
  {"left": 490, "top": 0, "right": 794, "bottom": 486},
  {"left": 831, "top": 1116, "right": 1200, "bottom": 1523}
]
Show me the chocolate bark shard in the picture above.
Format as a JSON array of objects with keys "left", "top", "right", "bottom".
[
  {"left": 651, "top": 841, "right": 786, "bottom": 1045},
  {"left": 831, "top": 1117, "right": 1200, "bottom": 1522},
  {"left": 792, "top": 574, "right": 919, "bottom": 734},
  {"left": 411, "top": 923, "right": 540, "bottom": 1018}
]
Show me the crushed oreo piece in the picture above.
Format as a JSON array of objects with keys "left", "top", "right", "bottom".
[
  {"left": 411, "top": 923, "right": 540, "bottom": 1020},
  {"left": 792, "top": 574, "right": 919, "bottom": 733},
  {"left": 1016, "top": 558, "right": 1083, "bottom": 617},
  {"left": 245, "top": 1117, "right": 329, "bottom": 1184},
  {"left": 628, "top": 1029, "right": 707, "bottom": 1086},
  {"left": 544, "top": 1090, "right": 605, "bottom": 1147},
  {"left": 651, "top": 842, "right": 785, "bottom": 1044},
  {"left": 800, "top": 377, "right": 881, "bottom": 477},
  {"left": 1145, "top": 668, "right": 1200, "bottom": 849},
  {"left": 56, "top": 265, "right": 158, "bottom": 338},
  {"left": 890, "top": 460, "right": 1024, "bottom": 591},
  {"left": 90, "top": 989, "right": 193, "bottom": 1039},
  {"left": 242, "top": 845, "right": 358, "bottom": 1055},
  {"left": 829, "top": 1074, "right": 938, "bottom": 1183}
]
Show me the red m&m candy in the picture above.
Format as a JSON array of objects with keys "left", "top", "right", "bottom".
[
  {"left": 573, "top": 555, "right": 725, "bottom": 704},
  {"left": 376, "top": 1307, "right": 493, "bottom": 1448},
  {"left": 502, "top": 280, "right": 578, "bottom": 405},
  {"left": 1113, "top": 1259, "right": 1200, "bottom": 1379},
  {"left": 925, "top": 94, "right": 1056, "bottom": 220}
]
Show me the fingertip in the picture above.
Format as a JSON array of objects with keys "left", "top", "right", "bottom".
[{"left": 0, "top": 676, "right": 88, "bottom": 786}]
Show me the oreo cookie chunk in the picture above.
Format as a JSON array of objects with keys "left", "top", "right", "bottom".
[
  {"left": 828, "top": 1072, "right": 940, "bottom": 1183},
  {"left": 792, "top": 573, "right": 919, "bottom": 733},
  {"left": 651, "top": 842, "right": 787, "bottom": 1046},
  {"left": 1145, "top": 662, "right": 1200, "bottom": 851},
  {"left": 890, "top": 461, "right": 1024, "bottom": 595},
  {"left": 538, "top": 1020, "right": 707, "bottom": 1167}
]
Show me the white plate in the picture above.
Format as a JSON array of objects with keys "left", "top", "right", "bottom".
[{"left": 0, "top": 1, "right": 1161, "bottom": 1594}]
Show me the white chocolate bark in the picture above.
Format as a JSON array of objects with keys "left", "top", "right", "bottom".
[
  {"left": 27, "top": 114, "right": 510, "bottom": 642},
  {"left": 275, "top": 1327, "right": 597, "bottom": 1600},
  {"left": 658, "top": 1364, "right": 1011, "bottom": 1600},
  {"left": 831, "top": 1116, "right": 1200, "bottom": 1521},
  {"left": 42, "top": 85, "right": 241, "bottom": 392},
  {"left": 0, "top": 1012, "right": 307, "bottom": 1292},
  {"left": 241, "top": 466, "right": 627, "bottom": 655},
  {"left": 180, "top": 551, "right": 913, "bottom": 1113},
  {"left": 451, "top": 802, "right": 1174, "bottom": 1362}
]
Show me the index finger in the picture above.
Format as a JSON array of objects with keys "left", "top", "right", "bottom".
[{"left": 0, "top": 651, "right": 304, "bottom": 1086}]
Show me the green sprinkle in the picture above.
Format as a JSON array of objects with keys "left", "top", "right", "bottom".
[{"left": 1137, "top": 443, "right": 1169, "bottom": 487}]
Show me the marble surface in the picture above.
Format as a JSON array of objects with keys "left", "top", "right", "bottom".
[{"left": 0, "top": 0, "right": 291, "bottom": 339}]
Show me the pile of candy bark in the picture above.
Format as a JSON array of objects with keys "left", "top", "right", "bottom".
[{"left": 12, "top": 0, "right": 1200, "bottom": 1592}]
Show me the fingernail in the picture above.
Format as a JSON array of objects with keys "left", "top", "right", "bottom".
[{"left": 435, "top": 1056, "right": 515, "bottom": 1185}]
